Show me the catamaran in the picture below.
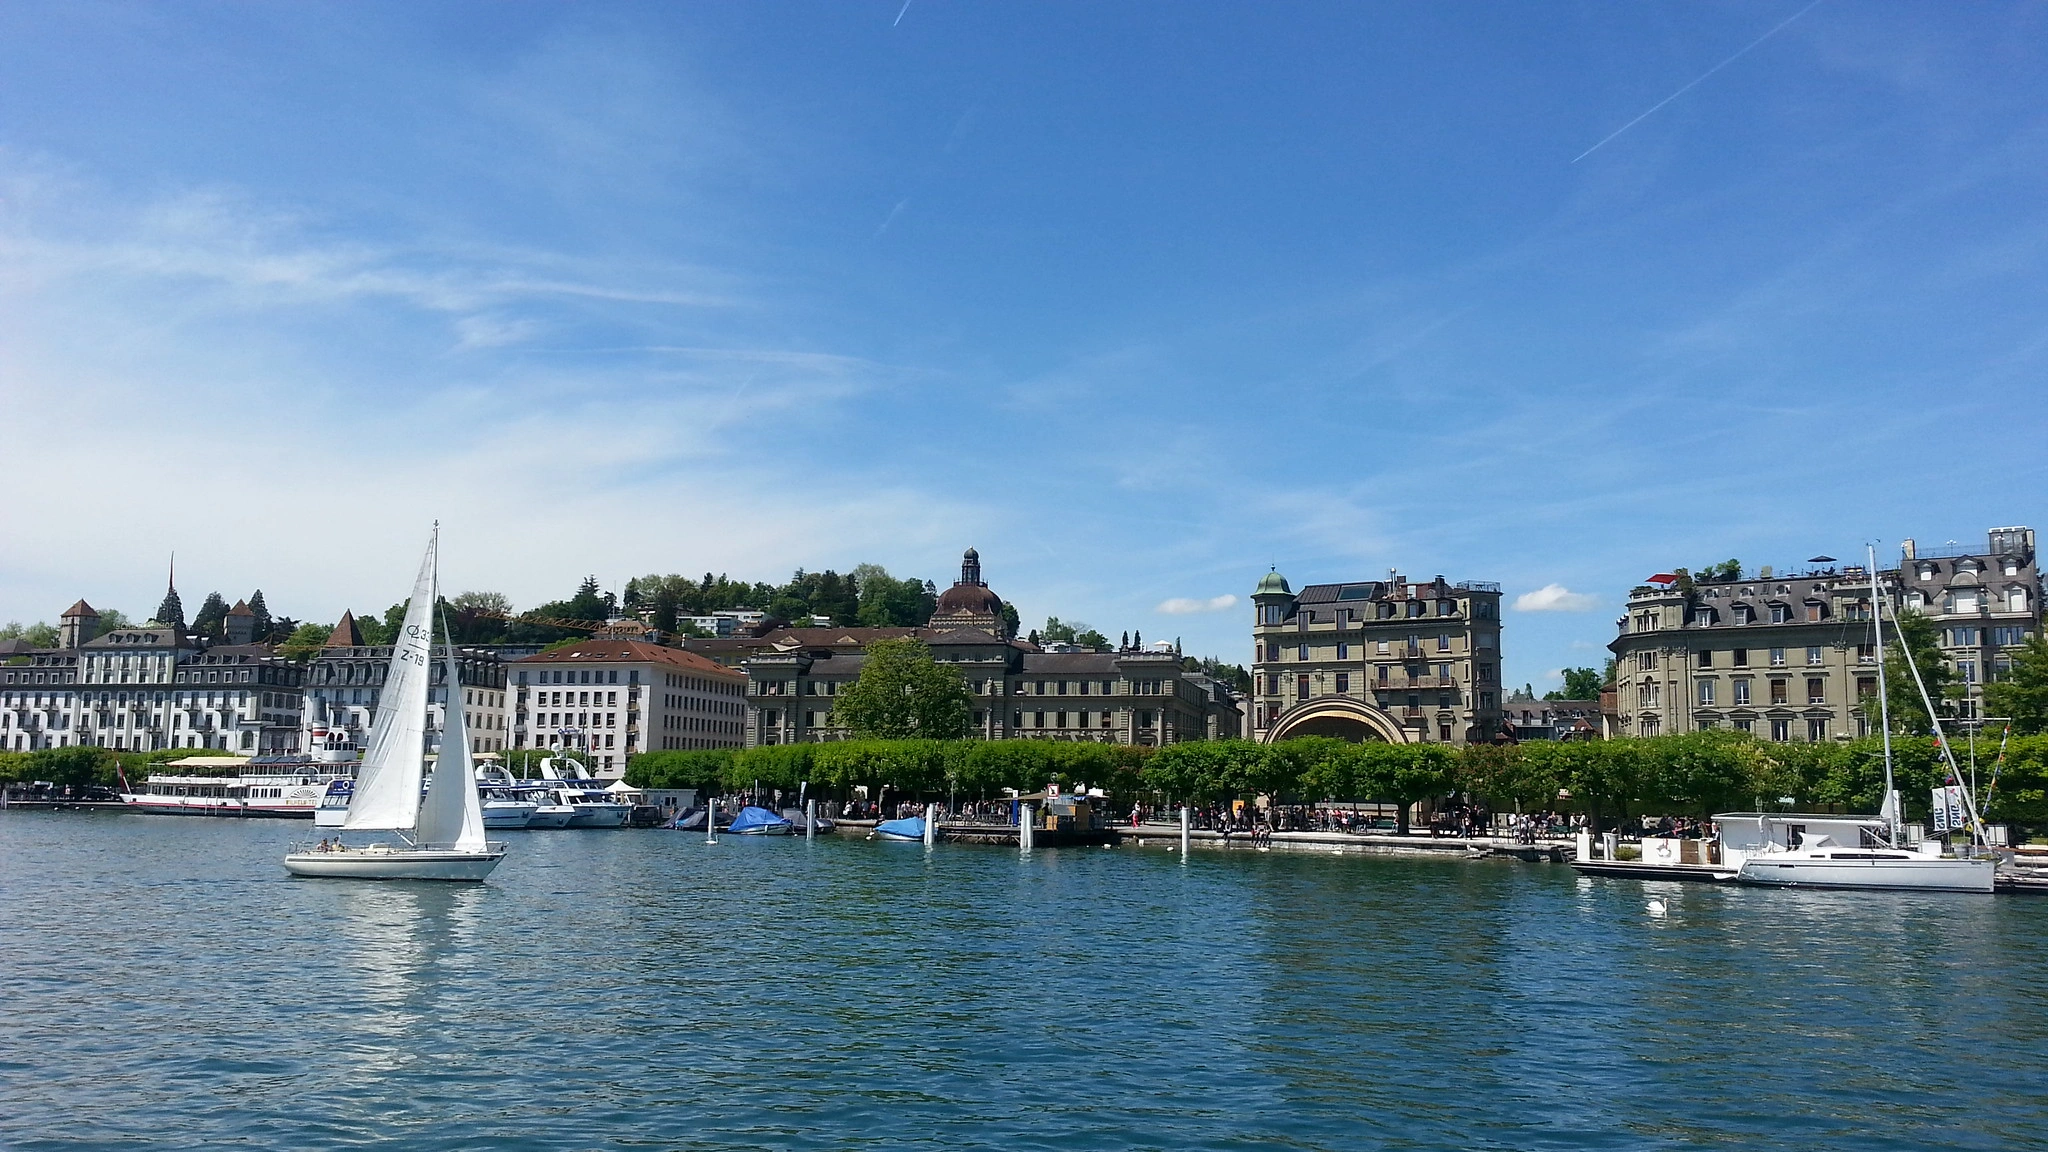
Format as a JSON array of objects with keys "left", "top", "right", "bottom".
[
  {"left": 282, "top": 529, "right": 507, "bottom": 882},
  {"left": 1734, "top": 546, "right": 1996, "bottom": 893}
]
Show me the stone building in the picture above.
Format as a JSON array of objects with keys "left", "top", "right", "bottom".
[
  {"left": 1249, "top": 570, "right": 1505, "bottom": 745},
  {"left": 508, "top": 639, "right": 745, "bottom": 779},
  {"left": 302, "top": 611, "right": 510, "bottom": 757},
  {"left": 1605, "top": 527, "right": 2042, "bottom": 741},
  {"left": 738, "top": 549, "right": 1243, "bottom": 747}
]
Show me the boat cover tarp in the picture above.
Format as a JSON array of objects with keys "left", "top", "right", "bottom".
[
  {"left": 875, "top": 816, "right": 925, "bottom": 840},
  {"left": 726, "top": 805, "right": 793, "bottom": 834},
  {"left": 665, "top": 808, "right": 707, "bottom": 830},
  {"left": 781, "top": 807, "right": 834, "bottom": 831}
]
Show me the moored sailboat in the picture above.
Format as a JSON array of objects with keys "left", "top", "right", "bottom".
[{"left": 283, "top": 529, "right": 507, "bottom": 882}]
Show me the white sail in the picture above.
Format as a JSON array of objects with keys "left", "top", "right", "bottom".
[
  {"left": 416, "top": 636, "right": 488, "bottom": 851},
  {"left": 342, "top": 535, "right": 438, "bottom": 831}
]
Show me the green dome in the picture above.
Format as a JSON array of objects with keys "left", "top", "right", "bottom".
[{"left": 1254, "top": 569, "right": 1291, "bottom": 596}]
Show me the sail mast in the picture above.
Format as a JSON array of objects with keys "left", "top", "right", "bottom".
[{"left": 1869, "top": 545, "right": 1897, "bottom": 847}]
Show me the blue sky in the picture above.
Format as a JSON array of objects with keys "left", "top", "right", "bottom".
[{"left": 2, "top": 1, "right": 2044, "bottom": 689}]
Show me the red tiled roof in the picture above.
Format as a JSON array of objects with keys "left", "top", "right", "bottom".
[
  {"left": 514, "top": 640, "right": 741, "bottom": 679},
  {"left": 325, "top": 610, "right": 365, "bottom": 648},
  {"left": 62, "top": 599, "right": 96, "bottom": 618}
]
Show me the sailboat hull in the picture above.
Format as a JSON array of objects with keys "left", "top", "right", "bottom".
[
  {"left": 1737, "top": 855, "right": 1995, "bottom": 893},
  {"left": 283, "top": 846, "right": 507, "bottom": 881}
]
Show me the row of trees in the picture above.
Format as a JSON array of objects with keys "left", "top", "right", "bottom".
[{"left": 623, "top": 729, "right": 2048, "bottom": 831}]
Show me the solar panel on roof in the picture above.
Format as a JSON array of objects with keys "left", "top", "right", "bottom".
[{"left": 1337, "top": 585, "right": 1372, "bottom": 600}]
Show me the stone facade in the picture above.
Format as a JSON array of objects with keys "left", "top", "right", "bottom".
[
  {"left": 1606, "top": 527, "right": 2042, "bottom": 741},
  {"left": 509, "top": 639, "right": 745, "bottom": 779},
  {"left": 1249, "top": 570, "right": 1504, "bottom": 745},
  {"left": 302, "top": 611, "right": 509, "bottom": 757},
  {"left": 739, "top": 550, "right": 1243, "bottom": 747}
]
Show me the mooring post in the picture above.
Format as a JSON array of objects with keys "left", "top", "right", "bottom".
[
  {"left": 1020, "top": 802, "right": 1035, "bottom": 853},
  {"left": 705, "top": 796, "right": 717, "bottom": 845},
  {"left": 924, "top": 802, "right": 938, "bottom": 848},
  {"left": 805, "top": 798, "right": 816, "bottom": 840},
  {"left": 1181, "top": 805, "right": 1191, "bottom": 856},
  {"left": 1576, "top": 829, "right": 1593, "bottom": 863}
]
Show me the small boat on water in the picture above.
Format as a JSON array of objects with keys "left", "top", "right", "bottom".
[
  {"left": 781, "top": 807, "right": 833, "bottom": 833},
  {"left": 872, "top": 816, "right": 925, "bottom": 842},
  {"left": 282, "top": 527, "right": 507, "bottom": 882},
  {"left": 726, "top": 805, "right": 794, "bottom": 835}
]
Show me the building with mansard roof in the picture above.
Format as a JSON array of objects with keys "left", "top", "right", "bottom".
[
  {"left": 739, "top": 549, "right": 1242, "bottom": 747},
  {"left": 507, "top": 639, "right": 745, "bottom": 778}
]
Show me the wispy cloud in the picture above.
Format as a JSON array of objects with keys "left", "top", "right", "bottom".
[
  {"left": 1513, "top": 584, "right": 1601, "bottom": 612},
  {"left": 1156, "top": 594, "right": 1237, "bottom": 615}
]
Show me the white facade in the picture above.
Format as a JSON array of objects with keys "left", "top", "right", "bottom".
[{"left": 510, "top": 640, "right": 745, "bottom": 780}]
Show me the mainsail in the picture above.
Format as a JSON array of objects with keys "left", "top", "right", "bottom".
[
  {"left": 416, "top": 631, "right": 488, "bottom": 851},
  {"left": 343, "top": 534, "right": 438, "bottom": 831}
]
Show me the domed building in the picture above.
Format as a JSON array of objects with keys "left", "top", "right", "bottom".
[{"left": 929, "top": 548, "right": 1006, "bottom": 633}]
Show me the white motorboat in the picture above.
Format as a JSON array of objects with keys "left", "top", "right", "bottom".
[
  {"left": 312, "top": 778, "right": 354, "bottom": 828},
  {"left": 1730, "top": 549, "right": 1998, "bottom": 895},
  {"left": 520, "top": 788, "right": 576, "bottom": 828},
  {"left": 479, "top": 786, "right": 540, "bottom": 830},
  {"left": 556, "top": 786, "right": 633, "bottom": 828},
  {"left": 284, "top": 528, "right": 507, "bottom": 882}
]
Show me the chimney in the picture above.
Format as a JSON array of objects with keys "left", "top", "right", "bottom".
[{"left": 1900, "top": 538, "right": 1916, "bottom": 560}]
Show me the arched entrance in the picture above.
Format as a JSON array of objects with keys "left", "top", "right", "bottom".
[{"left": 1263, "top": 697, "right": 1410, "bottom": 744}]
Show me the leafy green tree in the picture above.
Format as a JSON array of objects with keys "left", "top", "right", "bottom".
[
  {"left": 1885, "top": 611, "right": 1959, "bottom": 735},
  {"left": 853, "top": 565, "right": 935, "bottom": 628},
  {"left": 999, "top": 603, "right": 1021, "bottom": 639},
  {"left": 192, "top": 592, "right": 231, "bottom": 641},
  {"left": 1, "top": 621, "right": 60, "bottom": 648},
  {"left": 278, "top": 622, "right": 333, "bottom": 662},
  {"left": 834, "top": 638, "right": 971, "bottom": 739},
  {"left": 95, "top": 608, "right": 134, "bottom": 632},
  {"left": 1984, "top": 634, "right": 2048, "bottom": 735},
  {"left": 1547, "top": 668, "right": 1604, "bottom": 700}
]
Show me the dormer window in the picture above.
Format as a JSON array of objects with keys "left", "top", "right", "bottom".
[
  {"left": 1769, "top": 604, "right": 1790, "bottom": 624},
  {"left": 1918, "top": 564, "right": 1937, "bottom": 582},
  {"left": 1734, "top": 604, "right": 1755, "bottom": 625}
]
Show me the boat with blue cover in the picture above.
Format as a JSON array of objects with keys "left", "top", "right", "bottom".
[
  {"left": 726, "top": 805, "right": 794, "bottom": 835},
  {"left": 873, "top": 816, "right": 925, "bottom": 841}
]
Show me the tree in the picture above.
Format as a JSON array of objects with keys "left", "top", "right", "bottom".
[
  {"left": 1041, "top": 617, "right": 1077, "bottom": 643},
  {"left": 154, "top": 585, "right": 185, "bottom": 630},
  {"left": 247, "top": 590, "right": 272, "bottom": 641},
  {"left": 1984, "top": 633, "right": 2048, "bottom": 735},
  {"left": 833, "top": 638, "right": 971, "bottom": 740},
  {"left": 999, "top": 603, "right": 1021, "bottom": 639},
  {"left": 278, "top": 622, "right": 332, "bottom": 662},
  {"left": 853, "top": 565, "right": 933, "bottom": 627},
  {"left": 95, "top": 609, "right": 133, "bottom": 633},
  {"left": 1, "top": 621, "right": 60, "bottom": 648},
  {"left": 1074, "top": 628, "right": 1109, "bottom": 651},
  {"left": 1548, "top": 668, "right": 1604, "bottom": 701},
  {"left": 192, "top": 592, "right": 231, "bottom": 641},
  {"left": 452, "top": 590, "right": 511, "bottom": 615},
  {"left": 1884, "top": 611, "right": 1959, "bottom": 735}
]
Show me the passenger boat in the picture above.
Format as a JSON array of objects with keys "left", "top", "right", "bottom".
[
  {"left": 283, "top": 528, "right": 506, "bottom": 882},
  {"left": 123, "top": 762, "right": 346, "bottom": 818}
]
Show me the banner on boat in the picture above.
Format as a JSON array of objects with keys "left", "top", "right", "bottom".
[{"left": 1929, "top": 786, "right": 1966, "bottom": 834}]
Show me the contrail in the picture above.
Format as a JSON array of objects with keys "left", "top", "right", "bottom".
[
  {"left": 1573, "top": 0, "right": 1823, "bottom": 163},
  {"left": 893, "top": 0, "right": 913, "bottom": 26}
]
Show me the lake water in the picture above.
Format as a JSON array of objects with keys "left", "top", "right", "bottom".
[{"left": 3, "top": 812, "right": 2045, "bottom": 1151}]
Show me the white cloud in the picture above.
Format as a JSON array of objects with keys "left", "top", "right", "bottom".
[
  {"left": 1156, "top": 594, "right": 1238, "bottom": 615},
  {"left": 1513, "top": 584, "right": 1601, "bottom": 612}
]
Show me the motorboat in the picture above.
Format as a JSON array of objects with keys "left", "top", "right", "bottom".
[
  {"left": 479, "top": 786, "right": 540, "bottom": 830},
  {"left": 519, "top": 786, "right": 576, "bottom": 828},
  {"left": 555, "top": 786, "right": 633, "bottom": 828},
  {"left": 781, "top": 807, "right": 834, "bottom": 833},
  {"left": 282, "top": 528, "right": 507, "bottom": 882},
  {"left": 726, "top": 805, "right": 794, "bottom": 835},
  {"left": 1735, "top": 834, "right": 1995, "bottom": 892},
  {"left": 872, "top": 815, "right": 925, "bottom": 842},
  {"left": 312, "top": 779, "right": 354, "bottom": 828}
]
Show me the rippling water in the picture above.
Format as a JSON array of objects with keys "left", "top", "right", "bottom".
[{"left": 3, "top": 812, "right": 2045, "bottom": 1150}]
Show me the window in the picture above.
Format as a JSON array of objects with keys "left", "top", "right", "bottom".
[
  {"left": 1806, "top": 646, "right": 1823, "bottom": 666},
  {"left": 1734, "top": 604, "right": 1754, "bottom": 625},
  {"left": 1731, "top": 648, "right": 1748, "bottom": 668},
  {"left": 1377, "top": 665, "right": 1389, "bottom": 684},
  {"left": 1807, "top": 718, "right": 1827, "bottom": 742},
  {"left": 2009, "top": 587, "right": 2030, "bottom": 613},
  {"left": 1734, "top": 718, "right": 1753, "bottom": 733},
  {"left": 1438, "top": 634, "right": 1451, "bottom": 652},
  {"left": 1857, "top": 676, "right": 1876, "bottom": 698},
  {"left": 1807, "top": 677, "right": 1825, "bottom": 704},
  {"left": 1770, "top": 604, "right": 1790, "bottom": 624},
  {"left": 1297, "top": 674, "right": 1311, "bottom": 698},
  {"left": 1733, "top": 679, "right": 1751, "bottom": 705},
  {"left": 1336, "top": 643, "right": 1349, "bottom": 660},
  {"left": 1376, "top": 640, "right": 1389, "bottom": 654},
  {"left": 1298, "top": 644, "right": 1310, "bottom": 661},
  {"left": 1770, "top": 647, "right": 1786, "bottom": 667},
  {"left": 1697, "top": 680, "right": 1716, "bottom": 706},
  {"left": 1265, "top": 642, "right": 1280, "bottom": 661},
  {"left": 1770, "top": 680, "right": 1788, "bottom": 705},
  {"left": 1335, "top": 673, "right": 1350, "bottom": 694},
  {"left": 1770, "top": 718, "right": 1790, "bottom": 741},
  {"left": 1265, "top": 675, "right": 1280, "bottom": 695},
  {"left": 1958, "top": 660, "right": 1978, "bottom": 684},
  {"left": 1697, "top": 650, "right": 1713, "bottom": 669}
]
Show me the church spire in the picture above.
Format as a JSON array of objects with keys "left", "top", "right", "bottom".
[{"left": 154, "top": 553, "right": 186, "bottom": 630}]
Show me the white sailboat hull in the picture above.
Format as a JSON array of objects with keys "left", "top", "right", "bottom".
[
  {"left": 1737, "top": 854, "right": 1995, "bottom": 893},
  {"left": 283, "top": 844, "right": 507, "bottom": 881}
]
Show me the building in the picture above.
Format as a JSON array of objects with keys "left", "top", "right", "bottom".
[
  {"left": 738, "top": 549, "right": 1243, "bottom": 747},
  {"left": 302, "top": 611, "right": 509, "bottom": 756},
  {"left": 1249, "top": 569, "right": 1504, "bottom": 745},
  {"left": 1, "top": 643, "right": 82, "bottom": 751},
  {"left": 1500, "top": 696, "right": 1601, "bottom": 741},
  {"left": 1606, "top": 527, "right": 2042, "bottom": 741},
  {"left": 1897, "top": 528, "right": 2040, "bottom": 720},
  {"left": 507, "top": 639, "right": 745, "bottom": 778}
]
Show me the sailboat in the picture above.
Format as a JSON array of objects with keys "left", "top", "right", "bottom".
[
  {"left": 283, "top": 529, "right": 508, "bottom": 882},
  {"left": 1734, "top": 546, "right": 1995, "bottom": 893}
]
